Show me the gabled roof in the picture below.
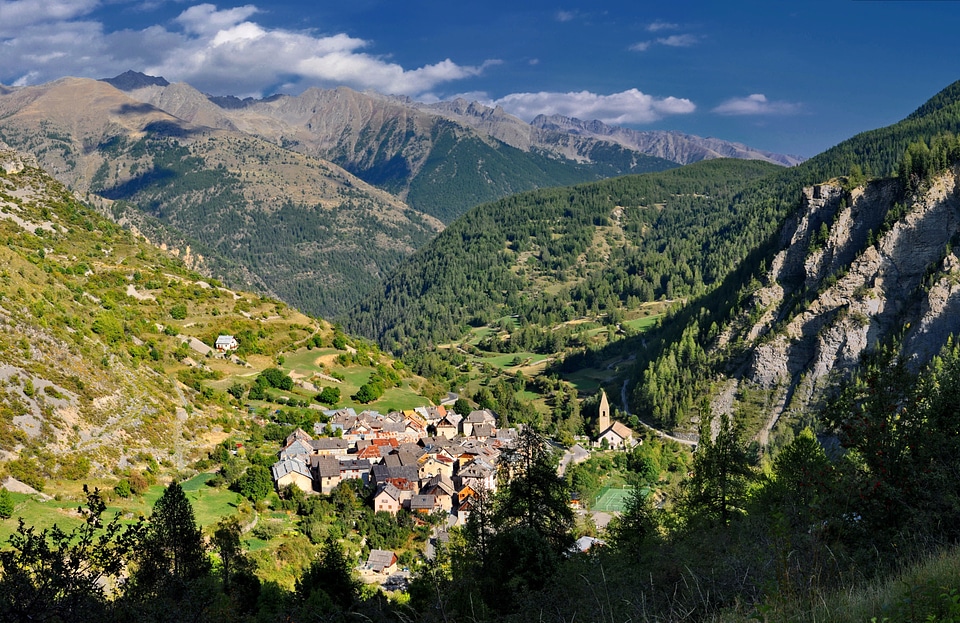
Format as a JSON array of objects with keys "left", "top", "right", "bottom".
[
  {"left": 398, "top": 442, "right": 426, "bottom": 457},
  {"left": 384, "top": 451, "right": 419, "bottom": 469},
  {"left": 472, "top": 423, "right": 494, "bottom": 438},
  {"left": 422, "top": 474, "right": 455, "bottom": 497},
  {"left": 375, "top": 482, "right": 402, "bottom": 502},
  {"left": 438, "top": 412, "right": 463, "bottom": 427},
  {"left": 372, "top": 464, "right": 420, "bottom": 485},
  {"left": 271, "top": 457, "right": 311, "bottom": 481},
  {"left": 466, "top": 409, "right": 496, "bottom": 424},
  {"left": 310, "top": 438, "right": 350, "bottom": 452},
  {"left": 410, "top": 494, "right": 437, "bottom": 511},
  {"left": 458, "top": 460, "right": 495, "bottom": 479},
  {"left": 356, "top": 445, "right": 384, "bottom": 460},
  {"left": 367, "top": 549, "right": 397, "bottom": 572},
  {"left": 279, "top": 438, "right": 313, "bottom": 460},
  {"left": 310, "top": 456, "right": 341, "bottom": 479},
  {"left": 339, "top": 459, "right": 372, "bottom": 473},
  {"left": 600, "top": 421, "right": 635, "bottom": 441},
  {"left": 285, "top": 427, "right": 312, "bottom": 445}
]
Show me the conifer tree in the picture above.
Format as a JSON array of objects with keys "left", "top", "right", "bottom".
[{"left": 130, "top": 482, "right": 210, "bottom": 597}]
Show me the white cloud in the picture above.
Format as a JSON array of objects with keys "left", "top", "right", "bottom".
[
  {"left": 0, "top": 1, "right": 498, "bottom": 99},
  {"left": 489, "top": 88, "right": 695, "bottom": 124},
  {"left": 175, "top": 4, "right": 260, "bottom": 36},
  {"left": 556, "top": 10, "right": 576, "bottom": 22},
  {"left": 646, "top": 20, "right": 678, "bottom": 32},
  {"left": 630, "top": 33, "right": 698, "bottom": 52},
  {"left": 658, "top": 34, "right": 697, "bottom": 47},
  {"left": 0, "top": 0, "right": 99, "bottom": 33},
  {"left": 713, "top": 93, "right": 801, "bottom": 116}
]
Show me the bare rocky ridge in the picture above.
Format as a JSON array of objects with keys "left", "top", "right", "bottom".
[
  {"left": 529, "top": 114, "right": 805, "bottom": 166},
  {"left": 716, "top": 171, "right": 960, "bottom": 436},
  {"left": 110, "top": 72, "right": 799, "bottom": 190}
]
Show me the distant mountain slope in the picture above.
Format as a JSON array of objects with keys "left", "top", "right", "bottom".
[
  {"left": 422, "top": 99, "right": 803, "bottom": 167},
  {"left": 529, "top": 115, "right": 805, "bottom": 166},
  {"left": 345, "top": 159, "right": 782, "bottom": 352},
  {"left": 0, "top": 77, "right": 442, "bottom": 317},
  {"left": 117, "top": 79, "right": 678, "bottom": 223}
]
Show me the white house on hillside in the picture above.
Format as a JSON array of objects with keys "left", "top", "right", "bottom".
[{"left": 215, "top": 335, "right": 239, "bottom": 351}]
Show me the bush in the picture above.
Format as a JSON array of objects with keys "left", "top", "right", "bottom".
[
  {"left": 114, "top": 479, "right": 131, "bottom": 498},
  {"left": 252, "top": 521, "right": 284, "bottom": 541}
]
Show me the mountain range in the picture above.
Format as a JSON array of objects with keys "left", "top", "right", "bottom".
[{"left": 0, "top": 71, "right": 800, "bottom": 317}]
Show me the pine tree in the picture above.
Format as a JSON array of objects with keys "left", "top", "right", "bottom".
[
  {"left": 678, "top": 409, "right": 756, "bottom": 527},
  {"left": 494, "top": 427, "right": 573, "bottom": 552},
  {"left": 130, "top": 482, "right": 210, "bottom": 596}
]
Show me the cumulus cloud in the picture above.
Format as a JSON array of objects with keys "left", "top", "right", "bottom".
[
  {"left": 0, "top": 0, "right": 99, "bottom": 33},
  {"left": 713, "top": 93, "right": 801, "bottom": 116},
  {"left": 489, "top": 89, "right": 695, "bottom": 124},
  {"left": 0, "top": 0, "right": 498, "bottom": 99},
  {"left": 658, "top": 34, "right": 697, "bottom": 47}
]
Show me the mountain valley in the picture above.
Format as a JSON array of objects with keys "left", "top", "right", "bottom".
[{"left": 2, "top": 68, "right": 960, "bottom": 623}]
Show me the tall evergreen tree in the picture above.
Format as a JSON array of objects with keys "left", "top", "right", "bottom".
[
  {"left": 494, "top": 427, "right": 573, "bottom": 552},
  {"left": 678, "top": 409, "right": 757, "bottom": 527},
  {"left": 130, "top": 482, "right": 211, "bottom": 597}
]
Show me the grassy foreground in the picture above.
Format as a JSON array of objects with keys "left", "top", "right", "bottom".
[{"left": 717, "top": 545, "right": 960, "bottom": 623}]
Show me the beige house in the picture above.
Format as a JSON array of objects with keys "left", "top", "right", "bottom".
[
  {"left": 367, "top": 549, "right": 398, "bottom": 574},
  {"left": 311, "top": 456, "right": 341, "bottom": 494},
  {"left": 271, "top": 457, "right": 313, "bottom": 493},
  {"left": 374, "top": 483, "right": 403, "bottom": 515}
]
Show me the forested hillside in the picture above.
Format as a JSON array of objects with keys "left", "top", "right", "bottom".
[
  {"left": 628, "top": 79, "right": 960, "bottom": 436},
  {"left": 400, "top": 120, "right": 676, "bottom": 223},
  {"left": 346, "top": 159, "right": 781, "bottom": 352}
]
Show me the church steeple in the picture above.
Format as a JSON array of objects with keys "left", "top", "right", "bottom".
[{"left": 598, "top": 389, "right": 610, "bottom": 433}]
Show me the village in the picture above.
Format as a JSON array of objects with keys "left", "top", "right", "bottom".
[{"left": 268, "top": 390, "right": 636, "bottom": 582}]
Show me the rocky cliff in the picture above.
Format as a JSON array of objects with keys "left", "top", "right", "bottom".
[{"left": 717, "top": 170, "right": 960, "bottom": 438}]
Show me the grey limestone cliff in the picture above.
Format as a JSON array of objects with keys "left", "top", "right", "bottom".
[{"left": 717, "top": 170, "right": 960, "bottom": 437}]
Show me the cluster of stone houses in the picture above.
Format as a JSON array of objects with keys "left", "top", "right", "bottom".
[{"left": 271, "top": 406, "right": 516, "bottom": 524}]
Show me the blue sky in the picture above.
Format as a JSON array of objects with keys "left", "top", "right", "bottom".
[{"left": 1, "top": 0, "right": 959, "bottom": 157}]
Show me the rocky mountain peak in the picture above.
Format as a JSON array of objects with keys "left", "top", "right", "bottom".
[{"left": 101, "top": 70, "right": 170, "bottom": 91}]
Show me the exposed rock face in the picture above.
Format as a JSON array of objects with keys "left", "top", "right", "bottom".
[
  {"left": 724, "top": 170, "right": 960, "bottom": 430},
  {"left": 530, "top": 114, "right": 804, "bottom": 166}
]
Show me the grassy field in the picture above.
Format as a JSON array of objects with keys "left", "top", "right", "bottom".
[
  {"left": 0, "top": 472, "right": 249, "bottom": 543},
  {"left": 483, "top": 352, "right": 551, "bottom": 369}
]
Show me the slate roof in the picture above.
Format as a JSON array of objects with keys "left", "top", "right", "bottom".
[
  {"left": 367, "top": 549, "right": 397, "bottom": 572},
  {"left": 410, "top": 494, "right": 437, "bottom": 511},
  {"left": 271, "top": 457, "right": 311, "bottom": 481},
  {"left": 310, "top": 456, "right": 341, "bottom": 479},
  {"left": 310, "top": 438, "right": 350, "bottom": 453},
  {"left": 371, "top": 464, "right": 420, "bottom": 486},
  {"left": 376, "top": 482, "right": 402, "bottom": 502}
]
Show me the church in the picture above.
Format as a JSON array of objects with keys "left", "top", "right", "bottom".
[{"left": 594, "top": 389, "right": 637, "bottom": 449}]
